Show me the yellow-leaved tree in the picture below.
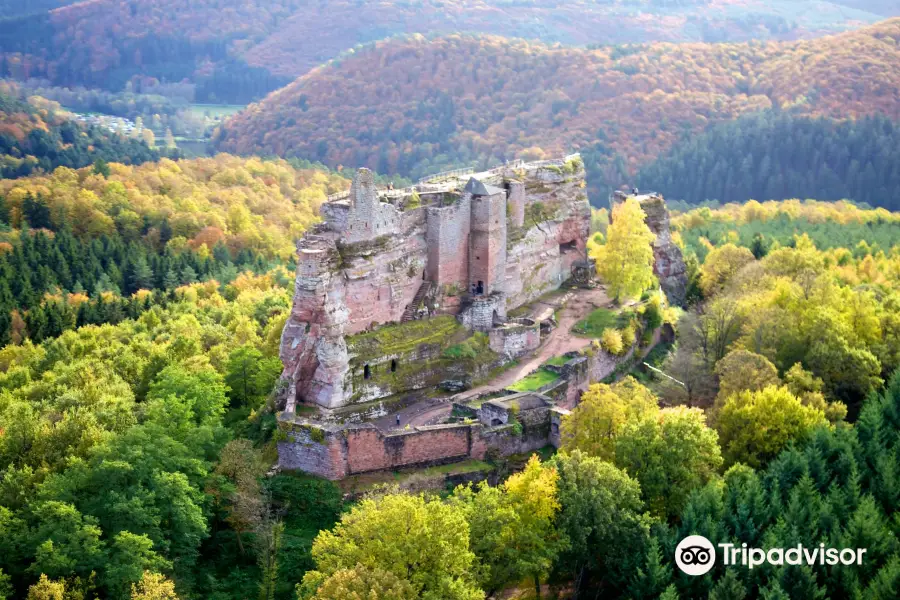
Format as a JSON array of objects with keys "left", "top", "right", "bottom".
[
  {"left": 560, "top": 377, "right": 658, "bottom": 460},
  {"left": 594, "top": 198, "right": 656, "bottom": 302},
  {"left": 130, "top": 572, "right": 179, "bottom": 600}
]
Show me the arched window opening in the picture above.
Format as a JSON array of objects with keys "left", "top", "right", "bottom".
[
  {"left": 391, "top": 359, "right": 397, "bottom": 373},
  {"left": 364, "top": 364, "right": 371, "bottom": 380}
]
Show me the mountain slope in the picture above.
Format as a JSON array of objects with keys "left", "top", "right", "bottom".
[
  {"left": 636, "top": 113, "right": 900, "bottom": 208},
  {"left": 0, "top": 0, "right": 896, "bottom": 103},
  {"left": 214, "top": 20, "right": 900, "bottom": 195},
  {"left": 0, "top": 82, "right": 159, "bottom": 178}
]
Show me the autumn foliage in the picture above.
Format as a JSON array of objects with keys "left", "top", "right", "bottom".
[
  {"left": 0, "top": 154, "right": 348, "bottom": 259},
  {"left": 215, "top": 20, "right": 900, "bottom": 181},
  {"left": 0, "top": 0, "right": 881, "bottom": 103}
]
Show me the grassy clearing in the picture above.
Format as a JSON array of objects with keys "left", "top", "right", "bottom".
[
  {"left": 186, "top": 103, "right": 245, "bottom": 119},
  {"left": 347, "top": 315, "right": 462, "bottom": 361},
  {"left": 543, "top": 355, "right": 570, "bottom": 367},
  {"left": 571, "top": 307, "right": 625, "bottom": 338},
  {"left": 508, "top": 368, "right": 560, "bottom": 392}
]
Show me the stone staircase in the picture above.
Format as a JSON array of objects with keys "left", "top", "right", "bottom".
[{"left": 401, "top": 282, "right": 433, "bottom": 323}]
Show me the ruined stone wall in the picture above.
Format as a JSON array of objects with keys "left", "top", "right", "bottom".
[
  {"left": 278, "top": 418, "right": 552, "bottom": 480},
  {"left": 477, "top": 425, "right": 550, "bottom": 458},
  {"left": 507, "top": 180, "right": 525, "bottom": 228},
  {"left": 344, "top": 168, "right": 402, "bottom": 243},
  {"left": 458, "top": 293, "right": 505, "bottom": 332},
  {"left": 277, "top": 426, "right": 348, "bottom": 480},
  {"left": 425, "top": 196, "right": 471, "bottom": 290},
  {"left": 488, "top": 319, "right": 541, "bottom": 360}
]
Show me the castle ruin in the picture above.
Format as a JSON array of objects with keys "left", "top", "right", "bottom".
[
  {"left": 279, "top": 156, "right": 591, "bottom": 413},
  {"left": 275, "top": 156, "right": 689, "bottom": 481}
]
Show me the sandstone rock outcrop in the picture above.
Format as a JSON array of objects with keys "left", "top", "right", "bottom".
[{"left": 611, "top": 190, "right": 688, "bottom": 306}]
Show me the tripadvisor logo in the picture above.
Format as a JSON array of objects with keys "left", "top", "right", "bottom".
[{"left": 675, "top": 535, "right": 867, "bottom": 576}]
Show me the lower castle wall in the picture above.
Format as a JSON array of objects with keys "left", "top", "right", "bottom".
[{"left": 279, "top": 326, "right": 664, "bottom": 480}]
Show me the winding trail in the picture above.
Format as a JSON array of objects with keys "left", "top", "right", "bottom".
[{"left": 373, "top": 286, "right": 612, "bottom": 430}]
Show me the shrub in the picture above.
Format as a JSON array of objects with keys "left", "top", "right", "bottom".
[
  {"left": 601, "top": 329, "right": 624, "bottom": 355},
  {"left": 643, "top": 296, "right": 663, "bottom": 329}
]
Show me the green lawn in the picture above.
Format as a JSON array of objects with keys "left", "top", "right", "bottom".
[
  {"left": 571, "top": 307, "right": 622, "bottom": 337},
  {"left": 544, "top": 355, "right": 570, "bottom": 367},
  {"left": 509, "top": 368, "right": 560, "bottom": 392}
]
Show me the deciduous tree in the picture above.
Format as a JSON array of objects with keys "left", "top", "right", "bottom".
[
  {"left": 595, "top": 199, "right": 656, "bottom": 302},
  {"left": 715, "top": 386, "right": 828, "bottom": 468}
]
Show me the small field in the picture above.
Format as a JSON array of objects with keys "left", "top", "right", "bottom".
[
  {"left": 571, "top": 307, "right": 624, "bottom": 337},
  {"left": 543, "top": 355, "right": 570, "bottom": 367},
  {"left": 508, "top": 368, "right": 560, "bottom": 392},
  {"left": 186, "top": 103, "right": 245, "bottom": 119}
]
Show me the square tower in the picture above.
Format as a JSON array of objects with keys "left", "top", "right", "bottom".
[{"left": 466, "top": 178, "right": 508, "bottom": 296}]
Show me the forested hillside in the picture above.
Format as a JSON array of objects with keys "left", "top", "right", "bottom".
[
  {"left": 0, "top": 0, "right": 894, "bottom": 104},
  {"left": 0, "top": 155, "right": 348, "bottom": 344},
  {"left": 215, "top": 20, "right": 900, "bottom": 202},
  {"left": 1, "top": 191, "right": 899, "bottom": 597},
  {"left": 0, "top": 152, "right": 354, "bottom": 599},
  {"left": 636, "top": 113, "right": 900, "bottom": 208},
  {"left": 0, "top": 84, "right": 159, "bottom": 178},
  {"left": 0, "top": 0, "right": 77, "bottom": 19}
]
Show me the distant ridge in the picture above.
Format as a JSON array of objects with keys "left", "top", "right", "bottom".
[
  {"left": 0, "top": 0, "right": 896, "bottom": 103},
  {"left": 214, "top": 20, "right": 900, "bottom": 186}
]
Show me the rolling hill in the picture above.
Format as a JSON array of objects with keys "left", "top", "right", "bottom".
[
  {"left": 214, "top": 19, "right": 900, "bottom": 201},
  {"left": 0, "top": 0, "right": 897, "bottom": 104},
  {"left": 0, "top": 82, "right": 159, "bottom": 178}
]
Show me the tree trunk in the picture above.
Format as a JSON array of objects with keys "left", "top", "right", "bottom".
[{"left": 534, "top": 573, "right": 542, "bottom": 600}]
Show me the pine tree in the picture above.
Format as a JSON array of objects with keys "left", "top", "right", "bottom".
[{"left": 163, "top": 270, "right": 179, "bottom": 290}]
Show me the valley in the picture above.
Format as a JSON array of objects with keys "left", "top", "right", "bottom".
[{"left": 0, "top": 4, "right": 899, "bottom": 600}]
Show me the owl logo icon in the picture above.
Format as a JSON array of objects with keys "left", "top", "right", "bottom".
[{"left": 676, "top": 535, "right": 716, "bottom": 576}]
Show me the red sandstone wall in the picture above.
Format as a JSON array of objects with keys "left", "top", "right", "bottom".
[
  {"left": 344, "top": 425, "right": 473, "bottom": 474},
  {"left": 425, "top": 196, "right": 471, "bottom": 288}
]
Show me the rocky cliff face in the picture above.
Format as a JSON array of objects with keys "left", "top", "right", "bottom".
[{"left": 611, "top": 191, "right": 688, "bottom": 307}]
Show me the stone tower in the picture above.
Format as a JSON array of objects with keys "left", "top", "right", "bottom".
[
  {"left": 507, "top": 180, "right": 526, "bottom": 228},
  {"left": 466, "top": 178, "right": 507, "bottom": 296},
  {"left": 344, "top": 168, "right": 400, "bottom": 243}
]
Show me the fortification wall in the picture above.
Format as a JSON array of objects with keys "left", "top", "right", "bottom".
[
  {"left": 344, "top": 168, "right": 402, "bottom": 243},
  {"left": 278, "top": 324, "right": 663, "bottom": 479},
  {"left": 489, "top": 319, "right": 541, "bottom": 359},
  {"left": 279, "top": 419, "right": 552, "bottom": 480},
  {"left": 425, "top": 196, "right": 471, "bottom": 289}
]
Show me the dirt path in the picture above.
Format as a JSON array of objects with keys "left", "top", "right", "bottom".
[
  {"left": 373, "top": 285, "right": 612, "bottom": 431},
  {"left": 455, "top": 285, "right": 611, "bottom": 401}
]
